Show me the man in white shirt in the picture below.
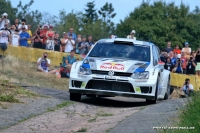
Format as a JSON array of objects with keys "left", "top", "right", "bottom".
[
  {"left": 0, "top": 13, "right": 10, "bottom": 29},
  {"left": 11, "top": 29, "right": 20, "bottom": 46},
  {"left": 18, "top": 19, "right": 28, "bottom": 34},
  {"left": 0, "top": 27, "right": 10, "bottom": 44},
  {"left": 127, "top": 30, "right": 136, "bottom": 40},
  {"left": 180, "top": 78, "right": 194, "bottom": 96},
  {"left": 37, "top": 52, "right": 58, "bottom": 74},
  {"left": 46, "top": 35, "right": 55, "bottom": 51},
  {"left": 64, "top": 34, "right": 75, "bottom": 53}
]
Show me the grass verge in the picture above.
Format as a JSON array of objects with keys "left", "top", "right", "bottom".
[
  {"left": 167, "top": 92, "right": 200, "bottom": 133},
  {"left": 47, "top": 101, "right": 73, "bottom": 112},
  {"left": 0, "top": 56, "right": 69, "bottom": 90},
  {"left": 77, "top": 128, "right": 87, "bottom": 132},
  {"left": 0, "top": 79, "right": 40, "bottom": 105}
]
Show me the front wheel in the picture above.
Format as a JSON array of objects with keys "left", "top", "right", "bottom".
[
  {"left": 146, "top": 76, "right": 159, "bottom": 104},
  {"left": 70, "top": 93, "right": 81, "bottom": 101}
]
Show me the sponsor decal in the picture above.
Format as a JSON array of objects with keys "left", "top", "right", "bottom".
[
  {"left": 100, "top": 62, "right": 125, "bottom": 70},
  {"left": 135, "top": 87, "right": 141, "bottom": 92},
  {"left": 81, "top": 82, "right": 86, "bottom": 88}
]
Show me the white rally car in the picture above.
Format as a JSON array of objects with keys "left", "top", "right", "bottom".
[{"left": 69, "top": 38, "right": 171, "bottom": 104}]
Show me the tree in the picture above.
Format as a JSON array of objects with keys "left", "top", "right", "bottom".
[
  {"left": 83, "top": 1, "right": 98, "bottom": 23},
  {"left": 116, "top": 1, "right": 200, "bottom": 49},
  {"left": 98, "top": 2, "right": 116, "bottom": 23}
]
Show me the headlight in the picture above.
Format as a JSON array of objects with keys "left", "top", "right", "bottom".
[
  {"left": 78, "top": 66, "right": 92, "bottom": 75},
  {"left": 131, "top": 71, "right": 149, "bottom": 79}
]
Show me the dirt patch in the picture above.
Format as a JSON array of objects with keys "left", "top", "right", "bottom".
[{"left": 1, "top": 102, "right": 140, "bottom": 133}]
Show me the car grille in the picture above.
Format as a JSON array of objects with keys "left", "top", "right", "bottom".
[
  {"left": 91, "top": 70, "right": 132, "bottom": 77},
  {"left": 85, "top": 80, "right": 135, "bottom": 93}
]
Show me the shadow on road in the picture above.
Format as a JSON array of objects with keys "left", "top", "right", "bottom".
[{"left": 80, "top": 97, "right": 147, "bottom": 108}]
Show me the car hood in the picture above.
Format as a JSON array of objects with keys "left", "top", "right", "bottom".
[{"left": 86, "top": 58, "right": 150, "bottom": 73}]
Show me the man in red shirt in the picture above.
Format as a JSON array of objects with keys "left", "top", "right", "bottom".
[
  {"left": 40, "top": 24, "right": 49, "bottom": 49},
  {"left": 173, "top": 45, "right": 181, "bottom": 54}
]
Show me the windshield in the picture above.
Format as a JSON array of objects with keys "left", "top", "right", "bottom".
[{"left": 88, "top": 42, "right": 150, "bottom": 62}]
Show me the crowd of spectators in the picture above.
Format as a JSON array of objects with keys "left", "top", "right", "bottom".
[
  {"left": 0, "top": 13, "right": 97, "bottom": 56},
  {"left": 161, "top": 41, "right": 200, "bottom": 76}
]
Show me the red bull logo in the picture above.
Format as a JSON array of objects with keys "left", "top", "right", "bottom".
[{"left": 100, "top": 62, "right": 125, "bottom": 70}]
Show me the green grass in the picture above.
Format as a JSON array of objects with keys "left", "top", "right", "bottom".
[
  {"left": 88, "top": 117, "right": 97, "bottom": 123},
  {"left": 47, "top": 101, "right": 73, "bottom": 112},
  {"left": 96, "top": 113, "right": 114, "bottom": 117},
  {"left": 168, "top": 92, "right": 200, "bottom": 133},
  {"left": 105, "top": 127, "right": 113, "bottom": 132},
  {"left": 77, "top": 128, "right": 87, "bottom": 132},
  {"left": 0, "top": 94, "right": 19, "bottom": 103}
]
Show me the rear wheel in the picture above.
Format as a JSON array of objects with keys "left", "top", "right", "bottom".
[
  {"left": 146, "top": 76, "right": 159, "bottom": 104},
  {"left": 70, "top": 93, "right": 81, "bottom": 101}
]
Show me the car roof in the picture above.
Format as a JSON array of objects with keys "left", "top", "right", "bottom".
[{"left": 97, "top": 38, "right": 154, "bottom": 46}]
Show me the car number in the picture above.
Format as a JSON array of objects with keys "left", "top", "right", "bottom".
[{"left": 105, "top": 76, "right": 116, "bottom": 79}]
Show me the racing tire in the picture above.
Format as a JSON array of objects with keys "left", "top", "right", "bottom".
[
  {"left": 146, "top": 76, "right": 159, "bottom": 104},
  {"left": 164, "top": 77, "right": 171, "bottom": 100},
  {"left": 70, "top": 93, "right": 81, "bottom": 101}
]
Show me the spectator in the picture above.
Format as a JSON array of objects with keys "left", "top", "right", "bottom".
[
  {"left": 67, "top": 28, "right": 76, "bottom": 40},
  {"left": 164, "top": 41, "right": 173, "bottom": 53},
  {"left": 195, "top": 48, "right": 200, "bottom": 76},
  {"left": 174, "top": 54, "right": 183, "bottom": 74},
  {"left": 0, "top": 26, "right": 11, "bottom": 45},
  {"left": 191, "top": 50, "right": 196, "bottom": 59},
  {"left": 27, "top": 25, "right": 32, "bottom": 46},
  {"left": 169, "top": 51, "right": 174, "bottom": 59},
  {"left": 64, "top": 34, "right": 75, "bottom": 53},
  {"left": 171, "top": 52, "right": 177, "bottom": 66},
  {"left": 32, "top": 33, "right": 42, "bottom": 49},
  {"left": 186, "top": 55, "right": 197, "bottom": 75},
  {"left": 37, "top": 52, "right": 59, "bottom": 74},
  {"left": 19, "top": 26, "right": 30, "bottom": 47},
  {"left": 78, "top": 36, "right": 90, "bottom": 55},
  {"left": 10, "top": 25, "right": 16, "bottom": 34},
  {"left": 88, "top": 35, "right": 94, "bottom": 50},
  {"left": 75, "top": 34, "right": 82, "bottom": 54},
  {"left": 61, "top": 33, "right": 68, "bottom": 52},
  {"left": 160, "top": 51, "right": 168, "bottom": 62},
  {"left": 180, "top": 52, "right": 187, "bottom": 74},
  {"left": 65, "top": 50, "right": 77, "bottom": 75},
  {"left": 180, "top": 78, "right": 194, "bottom": 97},
  {"left": 0, "top": 13, "right": 10, "bottom": 29},
  {"left": 54, "top": 33, "right": 62, "bottom": 52},
  {"left": 11, "top": 29, "right": 20, "bottom": 46},
  {"left": 14, "top": 19, "right": 19, "bottom": 30},
  {"left": 173, "top": 45, "right": 181, "bottom": 54},
  {"left": 18, "top": 19, "right": 28, "bottom": 34},
  {"left": 46, "top": 35, "right": 55, "bottom": 51},
  {"left": 164, "top": 56, "right": 174, "bottom": 72},
  {"left": 46, "top": 25, "right": 55, "bottom": 38},
  {"left": 127, "top": 30, "right": 136, "bottom": 40},
  {"left": 182, "top": 42, "right": 191, "bottom": 59},
  {"left": 40, "top": 24, "right": 49, "bottom": 49}
]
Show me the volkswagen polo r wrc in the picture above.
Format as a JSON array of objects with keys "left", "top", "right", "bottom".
[{"left": 69, "top": 38, "right": 172, "bottom": 104}]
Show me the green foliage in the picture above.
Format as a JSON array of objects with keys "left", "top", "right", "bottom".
[
  {"left": 116, "top": 1, "right": 200, "bottom": 50},
  {"left": 83, "top": 1, "right": 98, "bottom": 24}
]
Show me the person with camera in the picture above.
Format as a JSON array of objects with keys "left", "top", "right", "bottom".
[
  {"left": 32, "top": 32, "right": 43, "bottom": 49},
  {"left": 195, "top": 48, "right": 200, "bottom": 76},
  {"left": 37, "top": 52, "right": 58, "bottom": 74},
  {"left": 18, "top": 19, "right": 28, "bottom": 34},
  {"left": 78, "top": 36, "right": 90, "bottom": 55},
  {"left": 180, "top": 78, "right": 194, "bottom": 97},
  {"left": 164, "top": 56, "right": 174, "bottom": 72},
  {"left": 46, "top": 35, "right": 55, "bottom": 51},
  {"left": 54, "top": 33, "right": 62, "bottom": 52},
  {"left": 19, "top": 26, "right": 30, "bottom": 47},
  {"left": 0, "top": 22, "right": 11, "bottom": 45},
  {"left": 186, "top": 55, "right": 197, "bottom": 75},
  {"left": 174, "top": 54, "right": 183, "bottom": 73},
  {"left": 0, "top": 13, "right": 10, "bottom": 30},
  {"left": 64, "top": 34, "right": 75, "bottom": 53}
]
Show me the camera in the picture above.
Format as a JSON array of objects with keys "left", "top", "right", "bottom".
[
  {"left": 44, "top": 56, "right": 47, "bottom": 58},
  {"left": 4, "top": 16, "right": 6, "bottom": 18},
  {"left": 190, "top": 57, "right": 193, "bottom": 60},
  {"left": 185, "top": 81, "right": 188, "bottom": 85}
]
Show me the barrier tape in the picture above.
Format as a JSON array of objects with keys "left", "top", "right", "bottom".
[{"left": 1, "top": 45, "right": 199, "bottom": 90}]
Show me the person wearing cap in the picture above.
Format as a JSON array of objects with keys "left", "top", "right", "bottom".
[
  {"left": 182, "top": 42, "right": 191, "bottom": 59},
  {"left": 127, "top": 30, "right": 136, "bottom": 40},
  {"left": 19, "top": 26, "right": 30, "bottom": 47},
  {"left": 18, "top": 19, "right": 28, "bottom": 34},
  {"left": 11, "top": 29, "right": 20, "bottom": 46},
  {"left": 0, "top": 13, "right": 10, "bottom": 29}
]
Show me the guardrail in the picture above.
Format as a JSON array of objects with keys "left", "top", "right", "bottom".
[{"left": 1, "top": 45, "right": 199, "bottom": 90}]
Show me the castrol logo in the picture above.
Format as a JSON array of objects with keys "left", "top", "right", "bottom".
[{"left": 100, "top": 62, "right": 125, "bottom": 70}]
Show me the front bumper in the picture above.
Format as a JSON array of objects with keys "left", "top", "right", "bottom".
[{"left": 69, "top": 74, "right": 158, "bottom": 100}]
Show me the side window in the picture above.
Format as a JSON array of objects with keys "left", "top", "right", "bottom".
[{"left": 152, "top": 46, "right": 159, "bottom": 66}]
